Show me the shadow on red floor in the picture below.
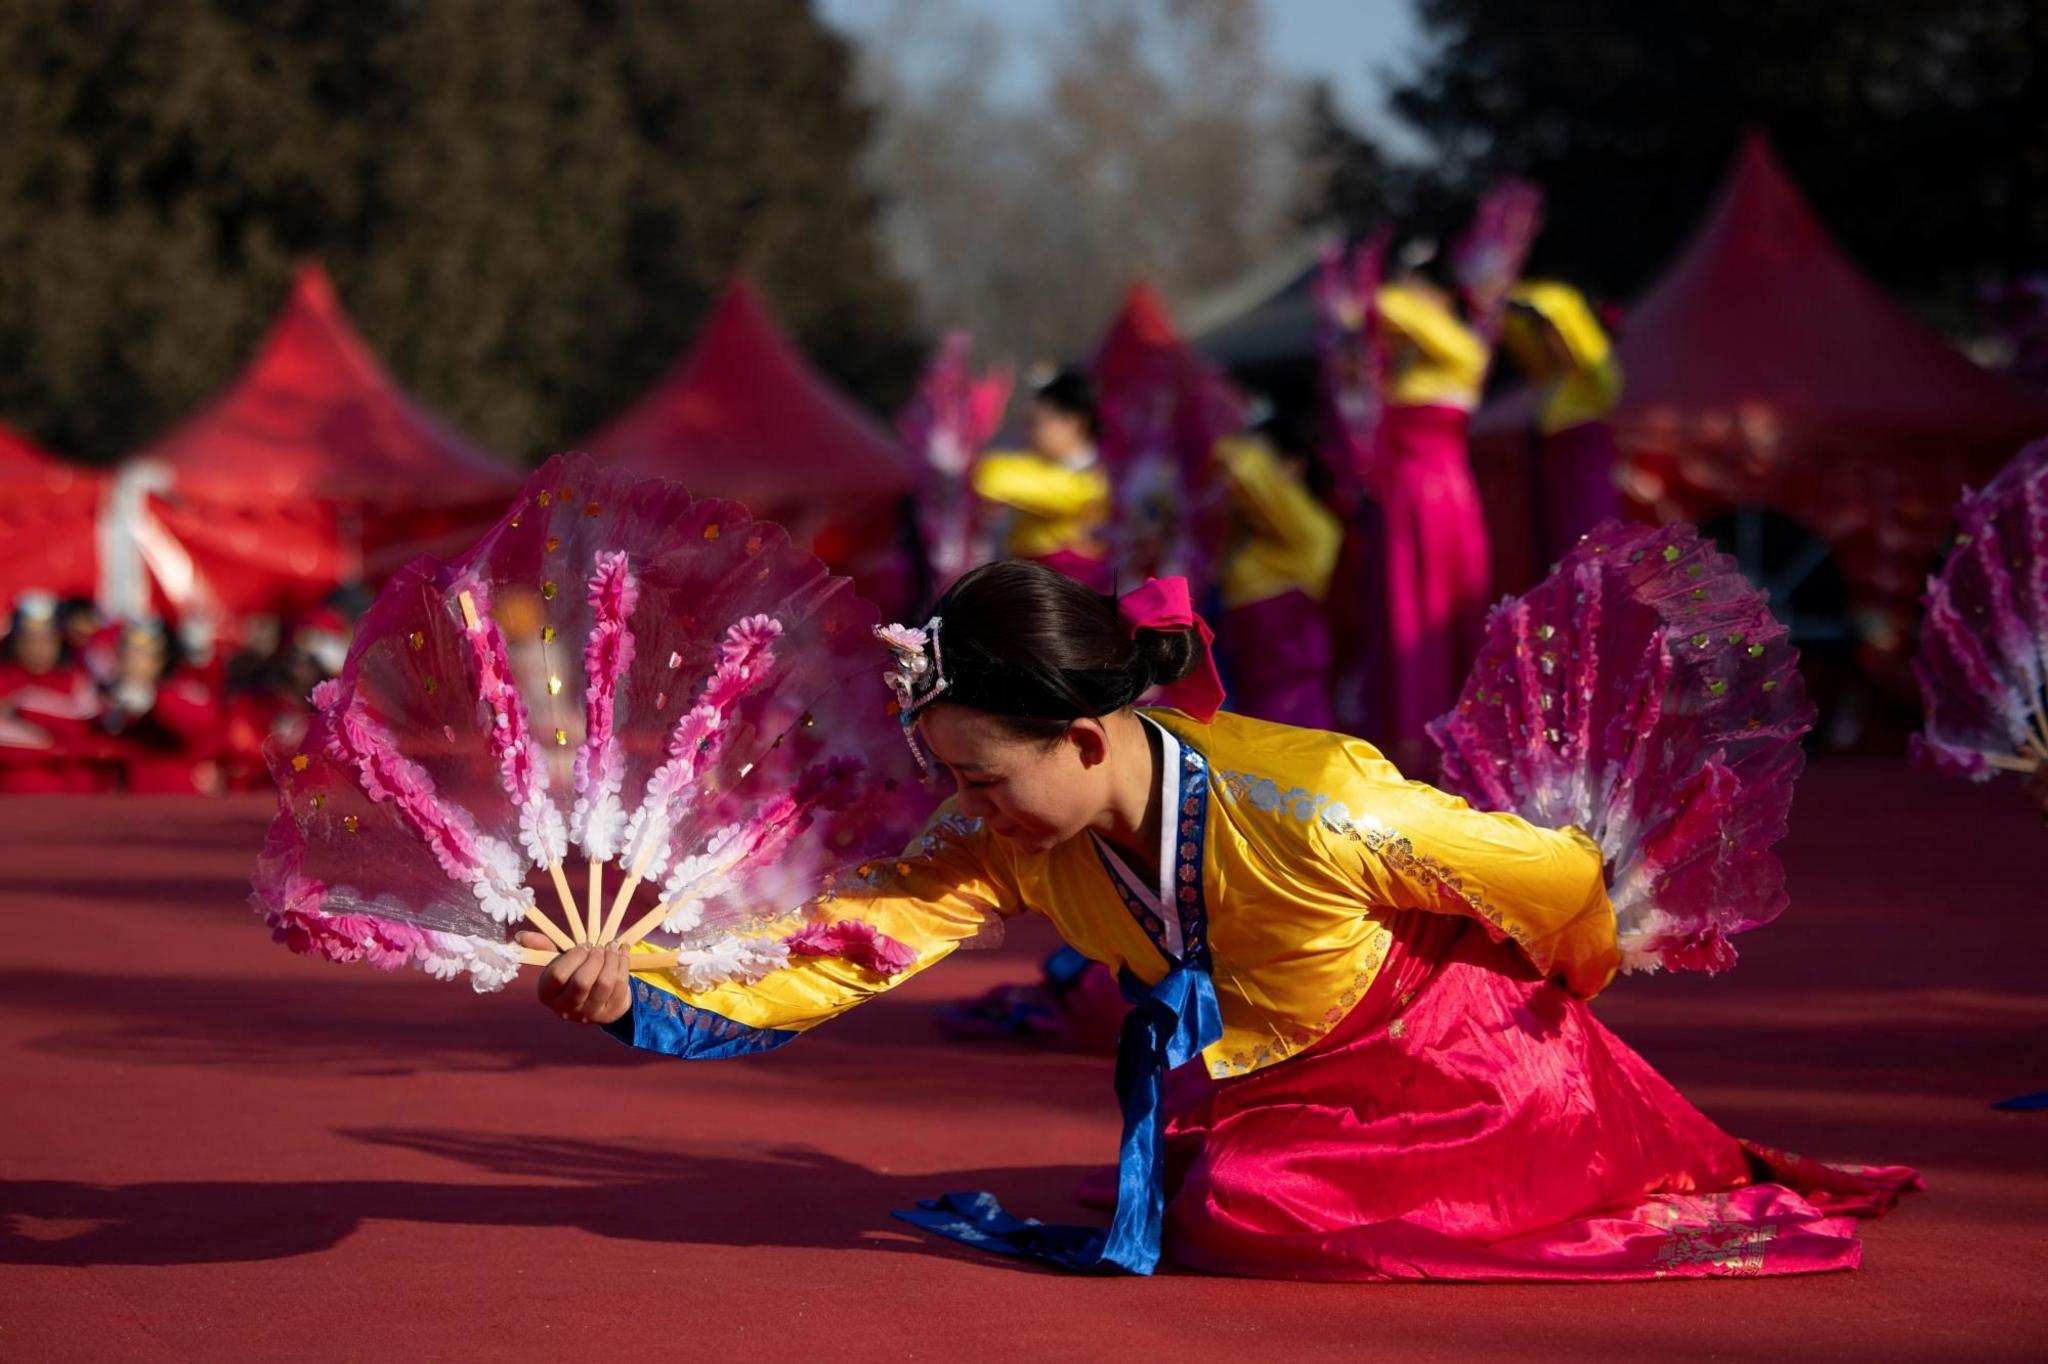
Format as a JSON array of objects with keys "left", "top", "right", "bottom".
[{"left": 2, "top": 761, "right": 2043, "bottom": 1362}]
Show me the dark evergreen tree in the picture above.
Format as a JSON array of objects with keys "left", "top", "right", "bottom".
[
  {"left": 0, "top": 0, "right": 921, "bottom": 462},
  {"left": 1311, "top": 1, "right": 2047, "bottom": 313}
]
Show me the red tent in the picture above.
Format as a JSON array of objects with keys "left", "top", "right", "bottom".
[
  {"left": 1474, "top": 133, "right": 2048, "bottom": 647},
  {"left": 0, "top": 425, "right": 105, "bottom": 608},
  {"left": 136, "top": 264, "right": 519, "bottom": 618},
  {"left": 584, "top": 278, "right": 911, "bottom": 601}
]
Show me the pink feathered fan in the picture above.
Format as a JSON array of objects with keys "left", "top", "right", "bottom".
[
  {"left": 1911, "top": 436, "right": 2048, "bottom": 785},
  {"left": 254, "top": 454, "right": 937, "bottom": 991},
  {"left": 1430, "top": 521, "right": 1816, "bottom": 973}
]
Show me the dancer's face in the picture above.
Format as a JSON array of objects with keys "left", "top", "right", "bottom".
[
  {"left": 919, "top": 703, "right": 1111, "bottom": 853},
  {"left": 1028, "top": 400, "right": 1091, "bottom": 464}
]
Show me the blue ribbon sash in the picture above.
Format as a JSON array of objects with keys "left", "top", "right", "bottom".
[{"left": 895, "top": 739, "right": 1220, "bottom": 1275}]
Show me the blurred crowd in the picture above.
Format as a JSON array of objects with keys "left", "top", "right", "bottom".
[{"left": 0, "top": 589, "right": 358, "bottom": 794}]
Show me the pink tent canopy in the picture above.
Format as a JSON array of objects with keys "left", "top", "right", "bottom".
[
  {"left": 0, "top": 425, "right": 103, "bottom": 607},
  {"left": 136, "top": 265, "right": 518, "bottom": 617},
  {"left": 584, "top": 277, "right": 912, "bottom": 607},
  {"left": 586, "top": 278, "right": 908, "bottom": 512}
]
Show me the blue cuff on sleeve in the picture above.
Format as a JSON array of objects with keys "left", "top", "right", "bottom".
[{"left": 601, "top": 976, "right": 799, "bottom": 1060}]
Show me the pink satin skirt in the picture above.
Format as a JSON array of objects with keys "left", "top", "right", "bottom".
[
  {"left": 1219, "top": 590, "right": 1335, "bottom": 731},
  {"left": 1373, "top": 403, "right": 1491, "bottom": 756},
  {"left": 1161, "top": 914, "right": 1919, "bottom": 1281}
]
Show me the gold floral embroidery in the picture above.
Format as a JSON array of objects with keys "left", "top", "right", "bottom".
[
  {"left": 1642, "top": 1196, "right": 1776, "bottom": 1277},
  {"left": 1387, "top": 1019, "right": 1406, "bottom": 1039},
  {"left": 1214, "top": 764, "right": 1521, "bottom": 945}
]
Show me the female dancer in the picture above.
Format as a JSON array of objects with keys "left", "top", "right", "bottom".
[
  {"left": 970, "top": 370, "right": 1112, "bottom": 591},
  {"left": 1371, "top": 242, "right": 1493, "bottom": 769},
  {"left": 1212, "top": 417, "right": 1343, "bottom": 730},
  {"left": 522, "top": 561, "right": 1915, "bottom": 1281},
  {"left": 1500, "top": 280, "right": 1626, "bottom": 562}
]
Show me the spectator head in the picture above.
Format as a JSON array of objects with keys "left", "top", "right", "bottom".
[
  {"left": 7, "top": 591, "right": 63, "bottom": 674},
  {"left": 117, "top": 619, "right": 171, "bottom": 686},
  {"left": 58, "top": 596, "right": 101, "bottom": 650}
]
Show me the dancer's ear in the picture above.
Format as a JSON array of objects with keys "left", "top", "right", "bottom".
[{"left": 1065, "top": 716, "right": 1111, "bottom": 770}]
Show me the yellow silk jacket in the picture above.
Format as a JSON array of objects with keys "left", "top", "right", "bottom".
[
  {"left": 1376, "top": 283, "right": 1489, "bottom": 412},
  {"left": 970, "top": 450, "right": 1111, "bottom": 561},
  {"left": 1501, "top": 280, "right": 1624, "bottom": 436},
  {"left": 1214, "top": 437, "right": 1344, "bottom": 610},
  {"left": 622, "top": 710, "right": 1620, "bottom": 1078}
]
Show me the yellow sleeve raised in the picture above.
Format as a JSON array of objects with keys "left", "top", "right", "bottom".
[
  {"left": 971, "top": 452, "right": 1109, "bottom": 520},
  {"left": 1215, "top": 437, "right": 1344, "bottom": 605},
  {"left": 1315, "top": 743, "right": 1619, "bottom": 998},
  {"left": 1377, "top": 283, "right": 1489, "bottom": 406},
  {"left": 1506, "top": 281, "right": 1625, "bottom": 433}
]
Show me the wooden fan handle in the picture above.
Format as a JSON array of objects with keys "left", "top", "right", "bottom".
[
  {"left": 1984, "top": 751, "right": 2040, "bottom": 774},
  {"left": 518, "top": 946, "right": 679, "bottom": 969},
  {"left": 600, "top": 837, "right": 664, "bottom": 943},
  {"left": 547, "top": 862, "right": 585, "bottom": 942},
  {"left": 523, "top": 904, "right": 575, "bottom": 952}
]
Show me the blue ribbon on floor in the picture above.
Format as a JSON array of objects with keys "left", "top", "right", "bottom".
[{"left": 894, "top": 961, "right": 1223, "bottom": 1275}]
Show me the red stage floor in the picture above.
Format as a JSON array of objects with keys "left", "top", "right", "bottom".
[{"left": 2, "top": 760, "right": 2044, "bottom": 1361}]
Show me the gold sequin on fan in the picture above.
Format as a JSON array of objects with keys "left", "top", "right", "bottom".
[
  {"left": 343, "top": 815, "right": 360, "bottom": 833},
  {"left": 545, "top": 536, "right": 560, "bottom": 552},
  {"left": 309, "top": 793, "right": 325, "bottom": 809},
  {"left": 541, "top": 581, "right": 558, "bottom": 600},
  {"left": 407, "top": 630, "right": 425, "bottom": 651},
  {"left": 704, "top": 524, "right": 721, "bottom": 541},
  {"left": 583, "top": 502, "right": 601, "bottom": 518},
  {"left": 554, "top": 727, "right": 569, "bottom": 745},
  {"left": 424, "top": 677, "right": 438, "bottom": 693},
  {"left": 547, "top": 675, "right": 563, "bottom": 695},
  {"left": 537, "top": 491, "right": 553, "bottom": 507},
  {"left": 541, "top": 626, "right": 556, "bottom": 642},
  {"left": 290, "top": 754, "right": 309, "bottom": 772}
]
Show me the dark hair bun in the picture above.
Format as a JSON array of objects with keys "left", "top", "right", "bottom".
[
  {"left": 931, "top": 561, "right": 1195, "bottom": 737},
  {"left": 1132, "top": 625, "right": 1198, "bottom": 688}
]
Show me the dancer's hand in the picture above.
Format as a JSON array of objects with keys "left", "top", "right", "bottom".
[{"left": 516, "top": 933, "right": 633, "bottom": 1025}]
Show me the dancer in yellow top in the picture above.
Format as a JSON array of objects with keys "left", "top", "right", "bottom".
[
  {"left": 971, "top": 369, "right": 1112, "bottom": 590},
  {"left": 1501, "top": 281, "right": 1626, "bottom": 561}
]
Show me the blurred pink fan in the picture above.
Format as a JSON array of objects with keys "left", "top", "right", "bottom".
[
  {"left": 1910, "top": 436, "right": 2048, "bottom": 784},
  {"left": 900, "top": 332, "right": 1012, "bottom": 590},
  {"left": 1313, "top": 230, "right": 1390, "bottom": 510},
  {"left": 1430, "top": 520, "right": 1816, "bottom": 973},
  {"left": 254, "top": 454, "right": 939, "bottom": 992},
  {"left": 1452, "top": 178, "right": 1545, "bottom": 343}
]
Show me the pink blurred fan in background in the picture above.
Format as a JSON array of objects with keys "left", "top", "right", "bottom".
[
  {"left": 254, "top": 454, "right": 939, "bottom": 992},
  {"left": 1431, "top": 519, "right": 1816, "bottom": 973},
  {"left": 1452, "top": 178, "right": 1546, "bottom": 344},
  {"left": 1911, "top": 436, "right": 2048, "bottom": 802},
  {"left": 899, "top": 332, "right": 1012, "bottom": 593}
]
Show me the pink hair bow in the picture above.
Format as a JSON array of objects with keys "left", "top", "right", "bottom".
[{"left": 1117, "top": 577, "right": 1225, "bottom": 722}]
